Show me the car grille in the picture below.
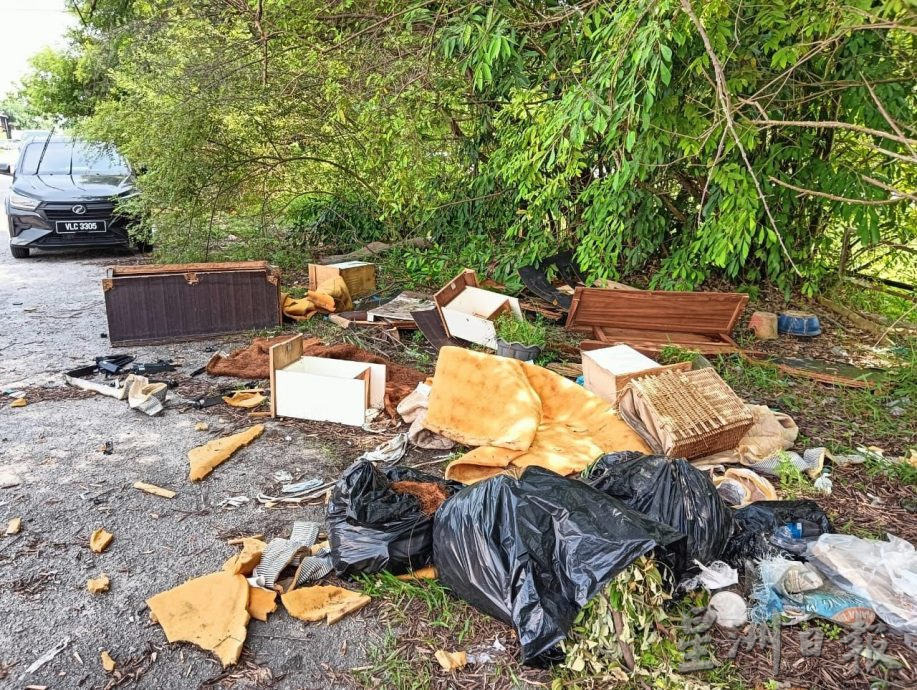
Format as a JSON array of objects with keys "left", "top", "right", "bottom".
[{"left": 42, "top": 201, "right": 116, "bottom": 221}]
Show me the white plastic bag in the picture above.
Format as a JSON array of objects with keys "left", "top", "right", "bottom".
[{"left": 808, "top": 533, "right": 917, "bottom": 634}]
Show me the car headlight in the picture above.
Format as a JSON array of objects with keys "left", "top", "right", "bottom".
[{"left": 9, "top": 193, "right": 40, "bottom": 211}]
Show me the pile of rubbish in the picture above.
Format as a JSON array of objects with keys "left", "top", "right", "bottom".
[{"left": 35, "top": 257, "right": 914, "bottom": 679}]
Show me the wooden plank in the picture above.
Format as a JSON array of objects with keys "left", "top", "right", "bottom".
[
  {"left": 412, "top": 308, "right": 461, "bottom": 350},
  {"left": 580, "top": 337, "right": 739, "bottom": 356},
  {"left": 109, "top": 261, "right": 270, "bottom": 277},
  {"left": 269, "top": 335, "right": 303, "bottom": 417},
  {"left": 596, "top": 326, "right": 722, "bottom": 345},
  {"left": 566, "top": 287, "right": 748, "bottom": 335}
]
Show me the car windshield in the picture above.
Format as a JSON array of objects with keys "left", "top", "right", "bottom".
[{"left": 18, "top": 140, "right": 130, "bottom": 176}]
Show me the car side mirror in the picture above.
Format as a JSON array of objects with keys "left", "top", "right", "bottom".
[{"left": 0, "top": 163, "right": 10, "bottom": 175}]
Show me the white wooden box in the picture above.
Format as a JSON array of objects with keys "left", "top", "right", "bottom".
[
  {"left": 582, "top": 345, "right": 665, "bottom": 403},
  {"left": 270, "top": 335, "right": 385, "bottom": 426},
  {"left": 434, "top": 269, "right": 522, "bottom": 350}
]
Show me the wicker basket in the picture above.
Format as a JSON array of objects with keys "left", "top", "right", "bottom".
[{"left": 617, "top": 368, "right": 753, "bottom": 459}]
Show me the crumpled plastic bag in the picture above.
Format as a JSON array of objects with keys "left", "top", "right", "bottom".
[
  {"left": 433, "top": 467, "right": 686, "bottom": 665},
  {"left": 583, "top": 452, "right": 734, "bottom": 567},
  {"left": 723, "top": 500, "right": 832, "bottom": 566},
  {"left": 327, "top": 459, "right": 459, "bottom": 576},
  {"left": 808, "top": 533, "right": 917, "bottom": 634}
]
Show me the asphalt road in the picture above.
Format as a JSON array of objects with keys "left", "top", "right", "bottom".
[{"left": 0, "top": 166, "right": 381, "bottom": 688}]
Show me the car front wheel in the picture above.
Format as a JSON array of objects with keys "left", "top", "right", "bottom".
[{"left": 9, "top": 244, "right": 29, "bottom": 259}]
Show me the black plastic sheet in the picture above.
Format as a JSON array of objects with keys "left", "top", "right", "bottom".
[
  {"left": 724, "top": 499, "right": 833, "bottom": 564},
  {"left": 433, "top": 467, "right": 686, "bottom": 664},
  {"left": 327, "top": 459, "right": 458, "bottom": 576},
  {"left": 583, "top": 452, "right": 734, "bottom": 566}
]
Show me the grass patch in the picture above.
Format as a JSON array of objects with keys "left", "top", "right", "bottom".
[{"left": 495, "top": 313, "right": 548, "bottom": 347}]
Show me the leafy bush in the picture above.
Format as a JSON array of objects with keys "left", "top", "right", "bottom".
[{"left": 495, "top": 313, "right": 547, "bottom": 348}]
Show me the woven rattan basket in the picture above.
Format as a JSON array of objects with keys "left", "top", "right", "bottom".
[{"left": 617, "top": 368, "right": 753, "bottom": 459}]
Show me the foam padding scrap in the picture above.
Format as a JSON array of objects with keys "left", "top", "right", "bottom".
[
  {"left": 222, "top": 538, "right": 268, "bottom": 576},
  {"left": 281, "top": 585, "right": 370, "bottom": 625},
  {"left": 90, "top": 528, "right": 114, "bottom": 553},
  {"left": 188, "top": 424, "right": 264, "bottom": 481},
  {"left": 247, "top": 586, "right": 278, "bottom": 622},
  {"left": 147, "top": 571, "right": 250, "bottom": 667}
]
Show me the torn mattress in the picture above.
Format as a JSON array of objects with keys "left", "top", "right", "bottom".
[{"left": 424, "top": 347, "right": 650, "bottom": 483}]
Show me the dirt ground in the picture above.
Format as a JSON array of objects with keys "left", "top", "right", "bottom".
[{"left": 0, "top": 216, "right": 396, "bottom": 687}]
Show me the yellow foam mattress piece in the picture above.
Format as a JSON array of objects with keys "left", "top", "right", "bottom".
[{"left": 424, "top": 347, "right": 650, "bottom": 483}]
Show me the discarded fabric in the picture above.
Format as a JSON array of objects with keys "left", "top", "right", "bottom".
[
  {"left": 694, "top": 405, "right": 798, "bottom": 468},
  {"left": 358, "top": 433, "right": 409, "bottom": 464},
  {"left": 328, "top": 459, "right": 458, "bottom": 576},
  {"left": 396, "top": 382, "right": 454, "bottom": 450},
  {"left": 433, "top": 467, "right": 686, "bottom": 664}
]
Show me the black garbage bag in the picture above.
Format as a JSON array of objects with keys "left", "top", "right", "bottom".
[
  {"left": 723, "top": 499, "right": 832, "bottom": 564},
  {"left": 583, "top": 452, "right": 734, "bottom": 566},
  {"left": 328, "top": 459, "right": 459, "bottom": 576},
  {"left": 433, "top": 467, "right": 686, "bottom": 665}
]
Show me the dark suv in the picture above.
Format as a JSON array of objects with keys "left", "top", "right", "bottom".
[{"left": 1, "top": 136, "right": 140, "bottom": 259}]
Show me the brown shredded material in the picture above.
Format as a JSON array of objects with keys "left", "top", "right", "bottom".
[
  {"left": 391, "top": 481, "right": 449, "bottom": 515},
  {"left": 206, "top": 335, "right": 319, "bottom": 379}
]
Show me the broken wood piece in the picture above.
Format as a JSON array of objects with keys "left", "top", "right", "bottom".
[
  {"left": 815, "top": 296, "right": 894, "bottom": 344},
  {"left": 367, "top": 291, "right": 434, "bottom": 324},
  {"left": 567, "top": 288, "right": 748, "bottom": 355},
  {"left": 412, "top": 309, "right": 461, "bottom": 350},
  {"left": 90, "top": 528, "right": 114, "bottom": 553},
  {"left": 248, "top": 411, "right": 271, "bottom": 418},
  {"left": 187, "top": 424, "right": 264, "bottom": 481},
  {"left": 87, "top": 574, "right": 110, "bottom": 593},
  {"left": 5, "top": 517, "right": 22, "bottom": 535},
  {"left": 146, "top": 571, "right": 250, "bottom": 667},
  {"left": 133, "top": 482, "right": 177, "bottom": 499},
  {"left": 741, "top": 352, "right": 883, "bottom": 389}
]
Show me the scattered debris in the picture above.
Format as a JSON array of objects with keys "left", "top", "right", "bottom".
[
  {"left": 100, "top": 651, "right": 116, "bottom": 672},
  {"left": 5, "top": 517, "right": 21, "bottom": 535},
  {"left": 219, "top": 495, "right": 250, "bottom": 509},
  {"left": 132, "top": 482, "right": 176, "bottom": 499},
  {"left": 748, "top": 310, "right": 778, "bottom": 340},
  {"left": 126, "top": 376, "right": 168, "bottom": 416},
  {"left": 9, "top": 398, "right": 27, "bottom": 408},
  {"left": 87, "top": 574, "right": 110, "bottom": 593},
  {"left": 146, "top": 571, "right": 250, "bottom": 667},
  {"left": 366, "top": 291, "right": 435, "bottom": 325},
  {"left": 272, "top": 470, "right": 292, "bottom": 482},
  {"left": 90, "top": 528, "right": 114, "bottom": 553},
  {"left": 101, "top": 441, "right": 114, "bottom": 455},
  {"left": 708, "top": 591, "right": 748, "bottom": 628},
  {"left": 434, "top": 649, "right": 467, "bottom": 671},
  {"left": 281, "top": 585, "right": 371, "bottom": 624},
  {"left": 246, "top": 587, "right": 278, "bottom": 622},
  {"left": 222, "top": 390, "right": 266, "bottom": 408},
  {"left": 25, "top": 637, "right": 70, "bottom": 674},
  {"left": 359, "top": 433, "right": 409, "bottom": 464},
  {"left": 187, "top": 423, "right": 264, "bottom": 481},
  {"left": 282, "top": 275, "right": 352, "bottom": 321},
  {"left": 194, "top": 421, "right": 209, "bottom": 431},
  {"left": 223, "top": 538, "right": 267, "bottom": 576},
  {"left": 0, "top": 472, "right": 22, "bottom": 489},
  {"left": 281, "top": 478, "right": 323, "bottom": 495}
]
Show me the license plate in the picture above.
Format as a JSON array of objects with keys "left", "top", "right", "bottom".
[{"left": 56, "top": 219, "right": 107, "bottom": 233}]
